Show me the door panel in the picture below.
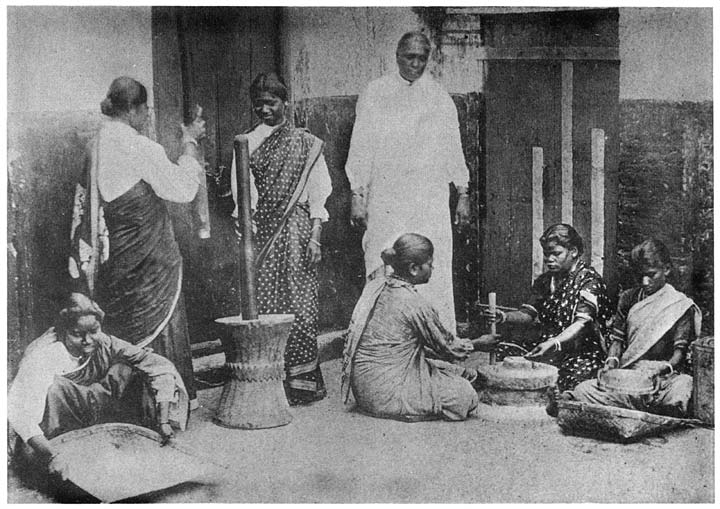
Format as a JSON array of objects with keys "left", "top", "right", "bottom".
[
  {"left": 152, "top": 7, "right": 280, "bottom": 343},
  {"left": 483, "top": 60, "right": 562, "bottom": 307}
]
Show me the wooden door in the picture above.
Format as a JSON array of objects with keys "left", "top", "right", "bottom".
[
  {"left": 152, "top": 7, "right": 281, "bottom": 343},
  {"left": 482, "top": 57, "right": 619, "bottom": 308},
  {"left": 483, "top": 60, "right": 563, "bottom": 307}
]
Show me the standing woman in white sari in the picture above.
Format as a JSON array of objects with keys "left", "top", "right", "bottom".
[{"left": 69, "top": 76, "right": 206, "bottom": 404}]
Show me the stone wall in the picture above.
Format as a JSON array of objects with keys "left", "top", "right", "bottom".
[{"left": 617, "top": 100, "right": 713, "bottom": 332}]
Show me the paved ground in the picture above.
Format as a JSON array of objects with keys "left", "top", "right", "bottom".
[{"left": 7, "top": 356, "right": 715, "bottom": 503}]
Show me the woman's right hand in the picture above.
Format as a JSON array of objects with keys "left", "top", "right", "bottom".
[
  {"left": 471, "top": 333, "right": 502, "bottom": 352},
  {"left": 350, "top": 188, "right": 367, "bottom": 228}
]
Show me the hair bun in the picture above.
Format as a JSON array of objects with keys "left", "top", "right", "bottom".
[
  {"left": 100, "top": 97, "right": 115, "bottom": 116},
  {"left": 380, "top": 247, "right": 396, "bottom": 265}
]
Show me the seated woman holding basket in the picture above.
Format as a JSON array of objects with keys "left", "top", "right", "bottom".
[
  {"left": 571, "top": 238, "right": 701, "bottom": 417},
  {"left": 8, "top": 293, "right": 188, "bottom": 481}
]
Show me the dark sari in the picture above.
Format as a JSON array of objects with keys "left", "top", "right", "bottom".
[
  {"left": 497, "top": 260, "right": 613, "bottom": 391},
  {"left": 96, "top": 180, "right": 196, "bottom": 400},
  {"left": 70, "top": 135, "right": 197, "bottom": 401},
  {"left": 251, "top": 122, "right": 326, "bottom": 404}
]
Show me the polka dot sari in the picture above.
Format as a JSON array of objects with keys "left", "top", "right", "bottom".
[
  {"left": 497, "top": 260, "right": 612, "bottom": 391},
  {"left": 251, "top": 123, "right": 326, "bottom": 405}
]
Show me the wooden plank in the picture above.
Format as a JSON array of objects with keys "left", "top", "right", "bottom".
[
  {"left": 437, "top": 41, "right": 620, "bottom": 62},
  {"left": 561, "top": 60, "right": 574, "bottom": 224},
  {"left": 591, "top": 128, "right": 605, "bottom": 275},
  {"left": 532, "top": 146, "right": 544, "bottom": 283},
  {"left": 445, "top": 8, "right": 619, "bottom": 49},
  {"left": 190, "top": 339, "right": 224, "bottom": 358}
]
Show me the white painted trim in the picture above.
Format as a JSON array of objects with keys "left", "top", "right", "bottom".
[
  {"left": 561, "top": 61, "right": 574, "bottom": 224},
  {"left": 591, "top": 128, "right": 605, "bottom": 275},
  {"left": 532, "top": 146, "right": 545, "bottom": 283}
]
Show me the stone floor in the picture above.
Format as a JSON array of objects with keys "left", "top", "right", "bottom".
[{"left": 7, "top": 353, "right": 714, "bottom": 503}]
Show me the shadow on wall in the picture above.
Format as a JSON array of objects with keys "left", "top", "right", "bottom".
[{"left": 7, "top": 111, "right": 103, "bottom": 378}]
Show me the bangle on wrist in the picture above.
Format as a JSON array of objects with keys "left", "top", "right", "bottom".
[
  {"left": 605, "top": 356, "right": 620, "bottom": 368},
  {"left": 552, "top": 338, "right": 562, "bottom": 352},
  {"left": 309, "top": 238, "right": 321, "bottom": 247},
  {"left": 183, "top": 137, "right": 198, "bottom": 146},
  {"left": 496, "top": 310, "right": 506, "bottom": 325},
  {"left": 311, "top": 224, "right": 322, "bottom": 232},
  {"left": 663, "top": 362, "right": 674, "bottom": 376}
]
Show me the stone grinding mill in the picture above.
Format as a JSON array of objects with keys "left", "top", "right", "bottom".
[
  {"left": 472, "top": 292, "right": 558, "bottom": 407},
  {"left": 476, "top": 356, "right": 558, "bottom": 406},
  {"left": 214, "top": 135, "right": 294, "bottom": 429}
]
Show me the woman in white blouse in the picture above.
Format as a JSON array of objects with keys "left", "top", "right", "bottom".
[
  {"left": 230, "top": 72, "right": 332, "bottom": 405},
  {"left": 69, "top": 76, "right": 205, "bottom": 405}
]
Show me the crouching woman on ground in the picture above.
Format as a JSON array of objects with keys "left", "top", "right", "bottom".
[
  {"left": 8, "top": 293, "right": 189, "bottom": 480},
  {"left": 341, "top": 233, "right": 498, "bottom": 422}
]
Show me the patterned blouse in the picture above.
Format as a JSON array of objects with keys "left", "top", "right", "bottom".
[{"left": 519, "top": 259, "right": 613, "bottom": 350}]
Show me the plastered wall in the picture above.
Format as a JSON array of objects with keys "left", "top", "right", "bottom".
[
  {"left": 619, "top": 8, "right": 712, "bottom": 101},
  {"left": 7, "top": 6, "right": 155, "bottom": 376},
  {"left": 282, "top": 7, "right": 712, "bottom": 100},
  {"left": 7, "top": 6, "right": 154, "bottom": 113},
  {"left": 281, "top": 7, "right": 422, "bottom": 100}
]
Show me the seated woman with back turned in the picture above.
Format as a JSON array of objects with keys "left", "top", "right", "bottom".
[
  {"left": 571, "top": 238, "right": 701, "bottom": 417},
  {"left": 8, "top": 293, "right": 188, "bottom": 480},
  {"left": 342, "top": 233, "right": 498, "bottom": 422}
]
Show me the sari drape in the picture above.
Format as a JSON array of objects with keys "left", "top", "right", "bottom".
[
  {"left": 250, "top": 122, "right": 327, "bottom": 403},
  {"left": 342, "top": 276, "right": 477, "bottom": 421},
  {"left": 69, "top": 134, "right": 196, "bottom": 400}
]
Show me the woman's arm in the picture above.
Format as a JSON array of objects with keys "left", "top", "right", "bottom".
[
  {"left": 305, "top": 153, "right": 331, "bottom": 266},
  {"left": 133, "top": 137, "right": 201, "bottom": 203},
  {"left": 526, "top": 319, "right": 590, "bottom": 359},
  {"left": 138, "top": 118, "right": 206, "bottom": 203},
  {"left": 413, "top": 298, "right": 472, "bottom": 361},
  {"left": 656, "top": 308, "right": 696, "bottom": 375},
  {"left": 109, "top": 336, "right": 177, "bottom": 402}
]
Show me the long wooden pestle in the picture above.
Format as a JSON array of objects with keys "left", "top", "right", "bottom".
[{"left": 233, "top": 135, "right": 258, "bottom": 320}]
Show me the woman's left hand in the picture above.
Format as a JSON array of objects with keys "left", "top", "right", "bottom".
[
  {"left": 158, "top": 423, "right": 174, "bottom": 446},
  {"left": 525, "top": 340, "right": 556, "bottom": 359},
  {"left": 306, "top": 239, "right": 322, "bottom": 266}
]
